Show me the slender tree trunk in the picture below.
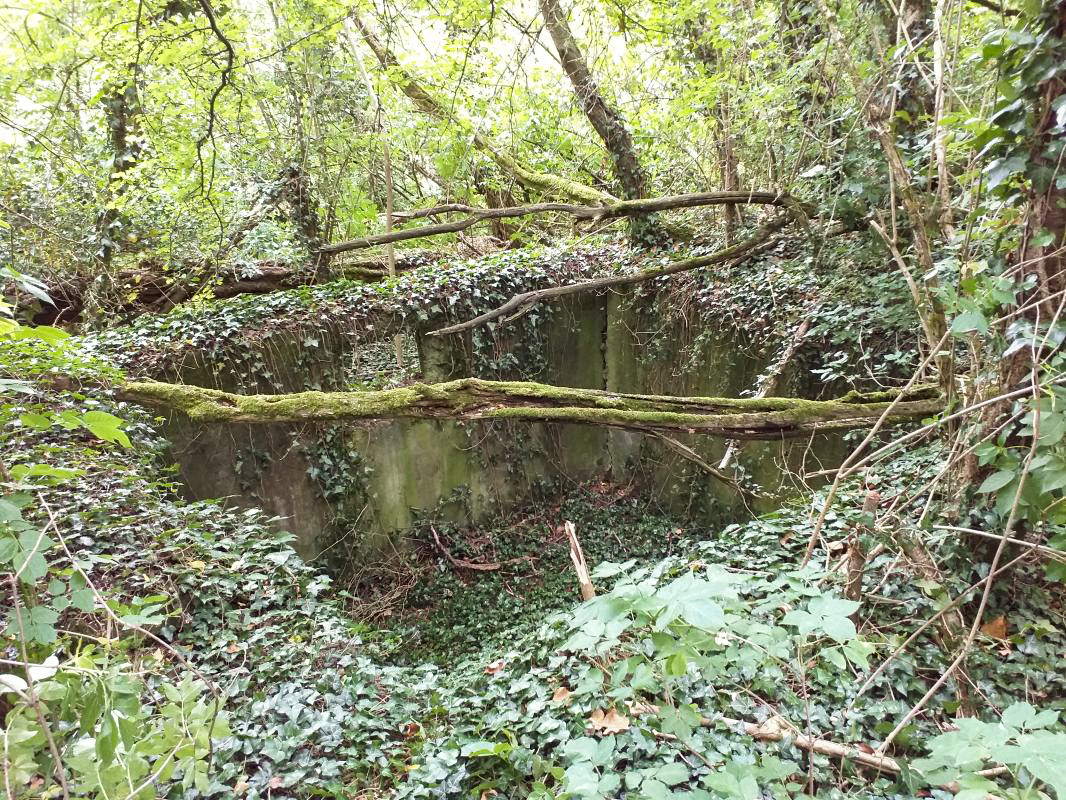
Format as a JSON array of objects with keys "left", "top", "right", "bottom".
[
  {"left": 815, "top": 0, "right": 950, "bottom": 390},
  {"left": 537, "top": 0, "right": 667, "bottom": 246},
  {"left": 930, "top": 0, "right": 954, "bottom": 236},
  {"left": 1003, "top": 2, "right": 1066, "bottom": 388},
  {"left": 96, "top": 78, "right": 141, "bottom": 272},
  {"left": 717, "top": 100, "right": 741, "bottom": 245}
]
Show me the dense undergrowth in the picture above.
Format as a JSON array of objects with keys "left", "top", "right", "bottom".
[
  {"left": 3, "top": 238, "right": 1064, "bottom": 799},
  {"left": 83, "top": 231, "right": 921, "bottom": 394},
  {"left": 3, "top": 372, "right": 1065, "bottom": 799}
]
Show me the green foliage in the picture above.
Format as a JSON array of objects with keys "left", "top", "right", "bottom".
[
  {"left": 914, "top": 703, "right": 1066, "bottom": 800},
  {"left": 373, "top": 492, "right": 690, "bottom": 666},
  {"left": 2, "top": 664, "right": 228, "bottom": 799},
  {"left": 3, "top": 2, "right": 1066, "bottom": 799}
]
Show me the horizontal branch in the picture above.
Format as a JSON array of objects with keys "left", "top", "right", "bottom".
[
  {"left": 118, "top": 378, "right": 942, "bottom": 438},
  {"left": 429, "top": 213, "right": 790, "bottom": 336},
  {"left": 705, "top": 714, "right": 1006, "bottom": 797},
  {"left": 317, "top": 191, "right": 807, "bottom": 256}
]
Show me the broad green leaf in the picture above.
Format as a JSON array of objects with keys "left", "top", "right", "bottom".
[
  {"left": 654, "top": 761, "right": 690, "bottom": 786},
  {"left": 80, "top": 411, "right": 132, "bottom": 448},
  {"left": 977, "top": 470, "right": 1015, "bottom": 494}
]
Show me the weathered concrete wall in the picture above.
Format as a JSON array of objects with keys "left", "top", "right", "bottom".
[
  {"left": 602, "top": 293, "right": 848, "bottom": 522},
  {"left": 160, "top": 289, "right": 848, "bottom": 563}
]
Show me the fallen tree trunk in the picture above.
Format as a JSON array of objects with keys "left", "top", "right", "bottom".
[
  {"left": 27, "top": 251, "right": 439, "bottom": 324},
  {"left": 118, "top": 378, "right": 941, "bottom": 437},
  {"left": 703, "top": 714, "right": 1005, "bottom": 797},
  {"left": 318, "top": 192, "right": 806, "bottom": 256}
]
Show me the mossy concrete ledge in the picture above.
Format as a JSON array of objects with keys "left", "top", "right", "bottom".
[{"left": 119, "top": 379, "right": 943, "bottom": 439}]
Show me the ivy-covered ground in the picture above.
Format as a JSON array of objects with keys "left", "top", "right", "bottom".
[
  {"left": 5, "top": 377, "right": 1065, "bottom": 800},
  {"left": 6, "top": 239, "right": 1064, "bottom": 799}
]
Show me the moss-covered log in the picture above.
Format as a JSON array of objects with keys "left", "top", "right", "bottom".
[{"left": 119, "top": 378, "right": 942, "bottom": 439}]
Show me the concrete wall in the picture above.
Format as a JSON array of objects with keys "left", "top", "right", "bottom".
[{"left": 160, "top": 290, "right": 848, "bottom": 563}]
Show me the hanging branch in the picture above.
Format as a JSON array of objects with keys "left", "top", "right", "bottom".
[
  {"left": 317, "top": 191, "right": 806, "bottom": 256},
  {"left": 348, "top": 11, "right": 616, "bottom": 207},
  {"left": 195, "top": 0, "right": 236, "bottom": 195},
  {"left": 428, "top": 212, "right": 791, "bottom": 336}
]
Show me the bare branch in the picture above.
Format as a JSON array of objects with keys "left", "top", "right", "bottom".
[
  {"left": 428, "top": 213, "right": 790, "bottom": 336},
  {"left": 318, "top": 191, "right": 805, "bottom": 256}
]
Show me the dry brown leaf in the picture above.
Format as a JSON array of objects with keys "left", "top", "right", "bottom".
[
  {"left": 587, "top": 707, "right": 630, "bottom": 735},
  {"left": 268, "top": 776, "right": 283, "bottom": 790},
  {"left": 234, "top": 781, "right": 250, "bottom": 794},
  {"left": 625, "top": 699, "right": 661, "bottom": 716},
  {"left": 226, "top": 642, "right": 239, "bottom": 654},
  {"left": 551, "top": 686, "right": 572, "bottom": 704},
  {"left": 484, "top": 659, "right": 505, "bottom": 675},
  {"left": 980, "top": 615, "right": 1008, "bottom": 640}
]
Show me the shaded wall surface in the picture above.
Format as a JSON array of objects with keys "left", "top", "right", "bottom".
[{"left": 161, "top": 291, "right": 846, "bottom": 562}]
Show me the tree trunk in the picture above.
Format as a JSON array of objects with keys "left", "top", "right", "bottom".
[
  {"left": 95, "top": 78, "right": 141, "bottom": 272},
  {"left": 1003, "top": 2, "right": 1066, "bottom": 388},
  {"left": 119, "top": 377, "right": 943, "bottom": 436},
  {"left": 348, "top": 13, "right": 615, "bottom": 208},
  {"left": 537, "top": 0, "right": 667, "bottom": 246}
]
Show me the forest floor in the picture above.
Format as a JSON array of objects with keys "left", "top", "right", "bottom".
[
  {"left": 6, "top": 241, "right": 1066, "bottom": 799},
  {"left": 7, "top": 386, "right": 1064, "bottom": 799}
]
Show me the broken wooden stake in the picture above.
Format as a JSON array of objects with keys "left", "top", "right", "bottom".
[{"left": 564, "top": 521, "right": 595, "bottom": 601}]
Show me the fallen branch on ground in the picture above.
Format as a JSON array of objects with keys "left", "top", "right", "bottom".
[
  {"left": 702, "top": 714, "right": 1005, "bottom": 796},
  {"left": 647, "top": 431, "right": 756, "bottom": 499},
  {"left": 429, "top": 527, "right": 534, "bottom": 572},
  {"left": 118, "top": 377, "right": 943, "bottom": 438},
  {"left": 564, "top": 521, "right": 595, "bottom": 601}
]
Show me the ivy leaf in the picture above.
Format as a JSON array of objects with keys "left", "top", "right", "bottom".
[
  {"left": 654, "top": 761, "right": 690, "bottom": 786},
  {"left": 820, "top": 614, "right": 857, "bottom": 643},
  {"left": 950, "top": 309, "right": 988, "bottom": 335},
  {"left": 19, "top": 412, "right": 52, "bottom": 430},
  {"left": 984, "top": 155, "right": 1026, "bottom": 189},
  {"left": 562, "top": 762, "right": 602, "bottom": 798},
  {"left": 679, "top": 599, "right": 724, "bottom": 630}
]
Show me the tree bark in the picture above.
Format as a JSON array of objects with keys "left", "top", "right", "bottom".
[
  {"left": 95, "top": 77, "right": 141, "bottom": 272},
  {"left": 1002, "top": 2, "right": 1066, "bottom": 388},
  {"left": 118, "top": 377, "right": 942, "bottom": 436},
  {"left": 537, "top": 0, "right": 666, "bottom": 245}
]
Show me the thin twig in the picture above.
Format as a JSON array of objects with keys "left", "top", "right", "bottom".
[{"left": 5, "top": 574, "right": 70, "bottom": 800}]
